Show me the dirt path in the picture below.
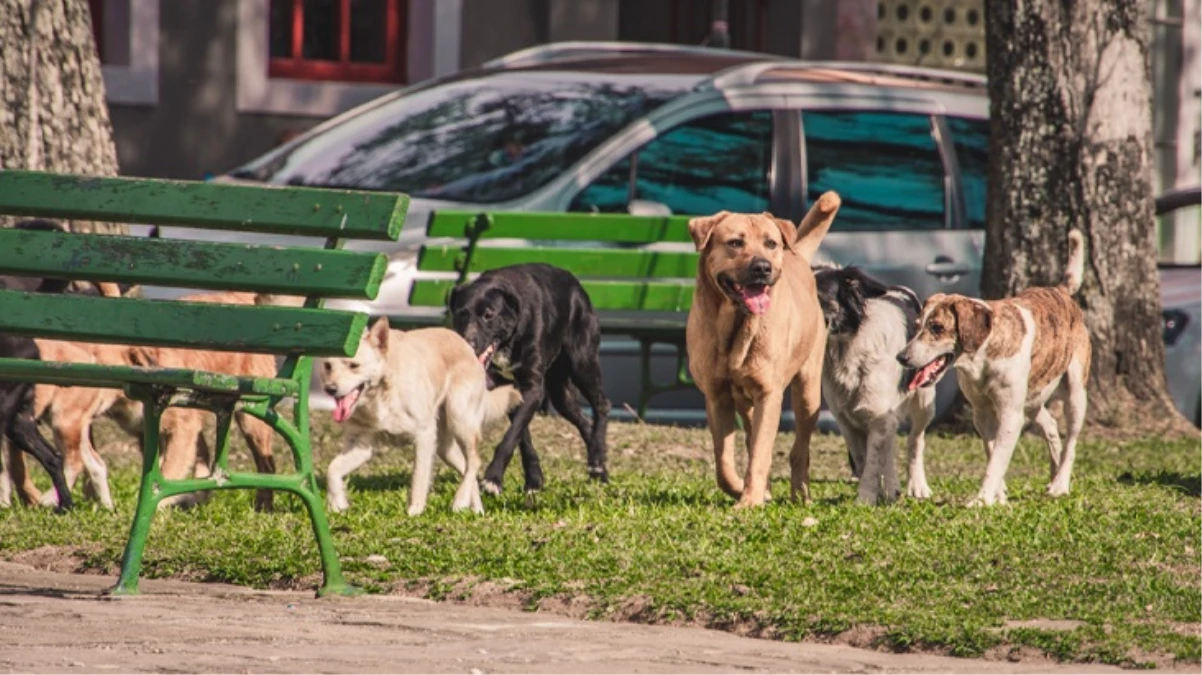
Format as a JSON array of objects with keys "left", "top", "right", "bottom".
[{"left": 0, "top": 562, "right": 1185, "bottom": 674}]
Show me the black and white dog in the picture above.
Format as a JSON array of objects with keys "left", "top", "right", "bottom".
[
  {"left": 0, "top": 219, "right": 78, "bottom": 511},
  {"left": 449, "top": 263, "right": 611, "bottom": 494},
  {"left": 814, "top": 266, "right": 936, "bottom": 504}
]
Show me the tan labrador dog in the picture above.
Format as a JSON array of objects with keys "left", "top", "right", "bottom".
[{"left": 686, "top": 193, "right": 841, "bottom": 508}]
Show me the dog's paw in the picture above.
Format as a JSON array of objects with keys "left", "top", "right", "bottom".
[
  {"left": 907, "top": 483, "right": 932, "bottom": 500},
  {"left": 733, "top": 494, "right": 768, "bottom": 509},
  {"left": 587, "top": 467, "right": 609, "bottom": 483},
  {"left": 406, "top": 503, "right": 426, "bottom": 517},
  {"left": 38, "top": 490, "right": 61, "bottom": 508},
  {"left": 1046, "top": 480, "right": 1071, "bottom": 497},
  {"left": 480, "top": 479, "right": 503, "bottom": 496},
  {"left": 157, "top": 493, "right": 207, "bottom": 511},
  {"left": 327, "top": 498, "right": 349, "bottom": 514}
]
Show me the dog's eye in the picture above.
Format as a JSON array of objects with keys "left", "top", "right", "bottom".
[
  {"left": 764, "top": 239, "right": 778, "bottom": 250},
  {"left": 928, "top": 323, "right": 944, "bottom": 337},
  {"left": 726, "top": 238, "right": 744, "bottom": 249},
  {"left": 348, "top": 363, "right": 360, "bottom": 371},
  {"left": 482, "top": 308, "right": 496, "bottom": 321}
]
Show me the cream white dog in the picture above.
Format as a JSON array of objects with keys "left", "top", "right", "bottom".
[{"left": 319, "top": 319, "right": 520, "bottom": 515}]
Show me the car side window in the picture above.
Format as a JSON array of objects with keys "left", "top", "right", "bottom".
[
  {"left": 802, "top": 110, "right": 946, "bottom": 231},
  {"left": 946, "top": 116, "right": 988, "bottom": 230},
  {"left": 569, "top": 111, "right": 773, "bottom": 215}
]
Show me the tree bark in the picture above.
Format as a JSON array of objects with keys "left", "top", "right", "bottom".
[
  {"left": 983, "top": 0, "right": 1187, "bottom": 431},
  {"left": 0, "top": 0, "right": 124, "bottom": 234}
]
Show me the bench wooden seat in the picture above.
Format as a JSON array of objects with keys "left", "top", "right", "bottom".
[
  {"left": 407, "top": 211, "right": 698, "bottom": 416},
  {"left": 0, "top": 169, "right": 406, "bottom": 597}
]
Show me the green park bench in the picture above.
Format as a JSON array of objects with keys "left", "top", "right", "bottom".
[
  {"left": 0, "top": 170, "right": 405, "bottom": 597},
  {"left": 408, "top": 211, "right": 698, "bottom": 417}
]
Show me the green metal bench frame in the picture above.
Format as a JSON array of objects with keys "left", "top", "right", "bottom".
[
  {"left": 0, "top": 170, "right": 406, "bottom": 597},
  {"left": 408, "top": 211, "right": 699, "bottom": 417}
]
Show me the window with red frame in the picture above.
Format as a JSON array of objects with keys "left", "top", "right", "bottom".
[{"left": 269, "top": 0, "right": 406, "bottom": 84}]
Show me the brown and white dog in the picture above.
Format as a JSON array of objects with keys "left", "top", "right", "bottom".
[
  {"left": 898, "top": 230, "right": 1091, "bottom": 506},
  {"left": 685, "top": 193, "right": 841, "bottom": 508}
]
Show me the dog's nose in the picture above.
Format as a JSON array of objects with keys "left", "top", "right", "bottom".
[
  {"left": 896, "top": 352, "right": 909, "bottom": 366},
  {"left": 749, "top": 257, "right": 772, "bottom": 279},
  {"left": 324, "top": 384, "right": 338, "bottom": 396}
]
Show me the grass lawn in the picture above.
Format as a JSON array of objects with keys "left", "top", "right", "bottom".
[{"left": 1, "top": 412, "right": 1198, "bottom": 667}]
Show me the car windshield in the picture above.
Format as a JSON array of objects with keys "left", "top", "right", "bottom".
[{"left": 230, "top": 71, "right": 687, "bottom": 203}]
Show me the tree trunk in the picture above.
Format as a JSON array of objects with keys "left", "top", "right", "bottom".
[
  {"left": 983, "top": 0, "right": 1188, "bottom": 432},
  {"left": 0, "top": 0, "right": 124, "bottom": 234}
]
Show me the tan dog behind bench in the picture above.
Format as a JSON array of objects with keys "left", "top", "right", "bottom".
[
  {"left": 685, "top": 193, "right": 841, "bottom": 508},
  {"left": 898, "top": 229, "right": 1091, "bottom": 506},
  {"left": 5, "top": 290, "right": 291, "bottom": 511}
]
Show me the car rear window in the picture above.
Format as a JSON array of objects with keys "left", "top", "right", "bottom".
[
  {"left": 802, "top": 110, "right": 948, "bottom": 230},
  {"left": 570, "top": 110, "right": 773, "bottom": 215},
  {"left": 229, "top": 72, "right": 685, "bottom": 204}
]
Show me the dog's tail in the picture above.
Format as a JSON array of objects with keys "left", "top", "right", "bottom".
[
  {"left": 794, "top": 191, "right": 841, "bottom": 260},
  {"left": 484, "top": 385, "right": 522, "bottom": 426},
  {"left": 1063, "top": 229, "right": 1085, "bottom": 295}
]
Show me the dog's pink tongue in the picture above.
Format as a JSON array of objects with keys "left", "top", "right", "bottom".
[
  {"left": 907, "top": 359, "right": 941, "bottom": 392},
  {"left": 907, "top": 369, "right": 925, "bottom": 393},
  {"left": 332, "top": 389, "right": 359, "bottom": 423},
  {"left": 741, "top": 285, "right": 771, "bottom": 315}
]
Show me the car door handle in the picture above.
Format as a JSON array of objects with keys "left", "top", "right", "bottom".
[{"left": 925, "top": 260, "right": 970, "bottom": 276}]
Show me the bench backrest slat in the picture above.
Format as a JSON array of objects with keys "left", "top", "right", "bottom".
[
  {"left": 410, "top": 279, "right": 694, "bottom": 313},
  {"left": 426, "top": 211, "right": 693, "bottom": 244},
  {"left": 417, "top": 245, "right": 697, "bottom": 279},
  {"left": 416, "top": 210, "right": 701, "bottom": 313},
  {"left": 0, "top": 290, "right": 368, "bottom": 357},
  {"left": 0, "top": 228, "right": 387, "bottom": 299},
  {"left": 0, "top": 170, "right": 406, "bottom": 240}
]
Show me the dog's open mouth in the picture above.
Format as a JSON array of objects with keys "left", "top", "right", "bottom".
[
  {"left": 478, "top": 342, "right": 497, "bottom": 367},
  {"left": 907, "top": 354, "right": 951, "bottom": 391},
  {"left": 332, "top": 384, "right": 364, "bottom": 423},
  {"left": 722, "top": 278, "right": 772, "bottom": 315}
]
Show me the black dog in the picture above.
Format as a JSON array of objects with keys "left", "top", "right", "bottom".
[
  {"left": 449, "top": 263, "right": 610, "bottom": 494},
  {"left": 0, "top": 219, "right": 77, "bottom": 511}
]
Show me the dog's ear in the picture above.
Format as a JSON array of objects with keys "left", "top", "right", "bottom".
[
  {"left": 851, "top": 268, "right": 891, "bottom": 300},
  {"left": 951, "top": 297, "right": 992, "bottom": 353},
  {"left": 368, "top": 316, "right": 391, "bottom": 352},
  {"left": 767, "top": 215, "right": 797, "bottom": 252},
  {"left": 687, "top": 211, "right": 731, "bottom": 251},
  {"left": 448, "top": 283, "right": 464, "bottom": 310},
  {"left": 497, "top": 287, "right": 521, "bottom": 315}
]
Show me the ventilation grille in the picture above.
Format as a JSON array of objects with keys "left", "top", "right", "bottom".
[{"left": 875, "top": 0, "right": 986, "bottom": 73}]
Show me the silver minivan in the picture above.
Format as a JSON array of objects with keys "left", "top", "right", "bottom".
[{"left": 155, "top": 42, "right": 1192, "bottom": 425}]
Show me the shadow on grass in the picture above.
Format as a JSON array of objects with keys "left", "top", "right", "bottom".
[
  {"left": 346, "top": 472, "right": 414, "bottom": 493},
  {"left": 1117, "top": 471, "right": 1202, "bottom": 498},
  {"left": 340, "top": 471, "right": 862, "bottom": 511}
]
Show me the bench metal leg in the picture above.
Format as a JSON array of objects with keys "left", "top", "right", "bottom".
[
  {"left": 113, "top": 381, "right": 358, "bottom": 598},
  {"left": 111, "top": 396, "right": 166, "bottom": 596},
  {"left": 254, "top": 371, "right": 358, "bottom": 597},
  {"left": 637, "top": 338, "right": 695, "bottom": 419}
]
